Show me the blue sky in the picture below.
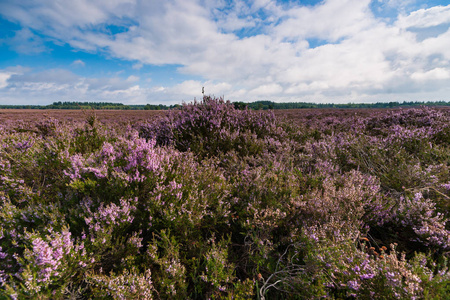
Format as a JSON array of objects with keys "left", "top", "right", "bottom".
[{"left": 1, "top": 0, "right": 450, "bottom": 105}]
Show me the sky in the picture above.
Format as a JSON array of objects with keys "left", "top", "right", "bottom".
[{"left": 1, "top": 0, "right": 450, "bottom": 105}]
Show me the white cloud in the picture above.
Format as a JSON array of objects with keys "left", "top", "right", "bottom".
[
  {"left": 0, "top": 0, "right": 136, "bottom": 35},
  {"left": 126, "top": 75, "right": 139, "bottom": 82},
  {"left": 379, "top": 0, "right": 417, "bottom": 12},
  {"left": 397, "top": 5, "right": 450, "bottom": 28},
  {"left": 0, "top": 73, "right": 12, "bottom": 89},
  {"left": 169, "top": 80, "right": 232, "bottom": 98},
  {"left": 7, "top": 28, "right": 47, "bottom": 54},
  {"left": 102, "top": 85, "right": 142, "bottom": 98},
  {"left": 273, "top": 0, "right": 375, "bottom": 42},
  {"left": 249, "top": 83, "right": 283, "bottom": 96},
  {"left": 420, "top": 30, "right": 450, "bottom": 59},
  {"left": 0, "top": 66, "right": 31, "bottom": 90},
  {"left": 411, "top": 68, "right": 450, "bottom": 81},
  {"left": 170, "top": 80, "right": 203, "bottom": 97},
  {"left": 0, "top": 68, "right": 152, "bottom": 104},
  {"left": 1, "top": 0, "right": 450, "bottom": 104},
  {"left": 8, "top": 69, "right": 80, "bottom": 85},
  {"left": 216, "top": 13, "right": 256, "bottom": 32},
  {"left": 71, "top": 59, "right": 85, "bottom": 67},
  {"left": 132, "top": 62, "right": 143, "bottom": 70}
]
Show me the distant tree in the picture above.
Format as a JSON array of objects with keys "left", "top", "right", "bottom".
[{"left": 233, "top": 102, "right": 247, "bottom": 110}]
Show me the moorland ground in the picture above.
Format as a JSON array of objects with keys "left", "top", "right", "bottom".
[{"left": 1, "top": 99, "right": 449, "bottom": 299}]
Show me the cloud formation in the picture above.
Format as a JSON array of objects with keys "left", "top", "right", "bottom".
[
  {"left": 0, "top": 0, "right": 450, "bottom": 104},
  {"left": 71, "top": 60, "right": 85, "bottom": 67},
  {"left": 6, "top": 28, "right": 48, "bottom": 54}
]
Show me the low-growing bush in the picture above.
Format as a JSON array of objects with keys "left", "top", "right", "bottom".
[
  {"left": 139, "top": 96, "right": 287, "bottom": 159},
  {"left": 1, "top": 98, "right": 449, "bottom": 299}
]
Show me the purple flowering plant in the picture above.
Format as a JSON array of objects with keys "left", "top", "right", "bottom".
[{"left": 0, "top": 97, "right": 449, "bottom": 299}]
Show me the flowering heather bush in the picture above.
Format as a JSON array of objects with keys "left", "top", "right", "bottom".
[
  {"left": 1, "top": 98, "right": 449, "bottom": 299},
  {"left": 394, "top": 193, "right": 450, "bottom": 249},
  {"left": 139, "top": 96, "right": 287, "bottom": 158}
]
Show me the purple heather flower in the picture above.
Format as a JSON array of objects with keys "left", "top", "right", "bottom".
[
  {"left": 360, "top": 273, "right": 375, "bottom": 280},
  {"left": 347, "top": 280, "right": 360, "bottom": 291}
]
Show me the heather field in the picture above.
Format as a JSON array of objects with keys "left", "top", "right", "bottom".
[
  {"left": 0, "top": 109, "right": 167, "bottom": 125},
  {"left": 1, "top": 97, "right": 449, "bottom": 299}
]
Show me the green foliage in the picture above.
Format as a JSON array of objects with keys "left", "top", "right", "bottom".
[{"left": 1, "top": 99, "right": 449, "bottom": 299}]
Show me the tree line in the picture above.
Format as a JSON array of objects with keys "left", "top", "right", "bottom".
[
  {"left": 0, "top": 101, "right": 181, "bottom": 110},
  {"left": 234, "top": 100, "right": 450, "bottom": 110},
  {"left": 1, "top": 100, "right": 450, "bottom": 110}
]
